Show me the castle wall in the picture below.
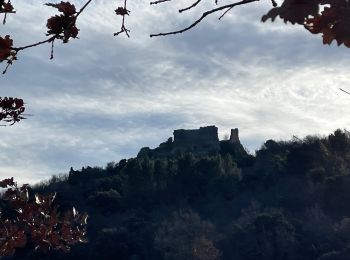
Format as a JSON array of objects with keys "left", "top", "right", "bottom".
[{"left": 173, "top": 126, "right": 219, "bottom": 145}]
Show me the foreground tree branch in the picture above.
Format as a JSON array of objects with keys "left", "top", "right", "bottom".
[
  {"left": 150, "top": 0, "right": 260, "bottom": 37},
  {"left": 1, "top": 0, "right": 350, "bottom": 74},
  {"left": 1, "top": 0, "right": 93, "bottom": 73},
  {"left": 178, "top": 0, "right": 202, "bottom": 13},
  {"left": 0, "top": 178, "right": 88, "bottom": 256},
  {"left": 340, "top": 88, "right": 350, "bottom": 95}
]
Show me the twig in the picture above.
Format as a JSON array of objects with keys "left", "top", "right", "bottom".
[
  {"left": 12, "top": 36, "right": 56, "bottom": 52},
  {"left": 114, "top": 0, "right": 130, "bottom": 37},
  {"left": 150, "top": 0, "right": 259, "bottom": 37},
  {"left": 50, "top": 39, "right": 55, "bottom": 59},
  {"left": 179, "top": 0, "right": 201, "bottom": 13},
  {"left": 1, "top": 10, "right": 15, "bottom": 24},
  {"left": 218, "top": 6, "right": 233, "bottom": 19},
  {"left": 150, "top": 0, "right": 171, "bottom": 5},
  {"left": 340, "top": 88, "right": 350, "bottom": 95},
  {"left": 2, "top": 60, "right": 12, "bottom": 74},
  {"left": 75, "top": 0, "right": 93, "bottom": 18}
]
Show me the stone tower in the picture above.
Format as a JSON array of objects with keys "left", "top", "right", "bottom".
[{"left": 229, "top": 128, "right": 240, "bottom": 143}]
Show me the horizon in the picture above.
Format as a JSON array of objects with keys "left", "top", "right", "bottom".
[{"left": 21, "top": 125, "right": 347, "bottom": 185}]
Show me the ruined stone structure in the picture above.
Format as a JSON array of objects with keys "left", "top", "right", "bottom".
[
  {"left": 172, "top": 126, "right": 220, "bottom": 153},
  {"left": 230, "top": 128, "right": 240, "bottom": 143},
  {"left": 137, "top": 125, "right": 245, "bottom": 158}
]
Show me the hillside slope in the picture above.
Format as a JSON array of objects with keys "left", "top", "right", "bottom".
[{"left": 17, "top": 128, "right": 350, "bottom": 260}]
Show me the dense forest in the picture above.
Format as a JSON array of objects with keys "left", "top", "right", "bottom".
[{"left": 9, "top": 129, "right": 350, "bottom": 260}]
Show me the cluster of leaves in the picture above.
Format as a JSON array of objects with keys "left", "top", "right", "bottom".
[
  {"left": 0, "top": 1, "right": 85, "bottom": 72},
  {"left": 305, "top": 1, "right": 350, "bottom": 47},
  {"left": 0, "top": 0, "right": 15, "bottom": 24},
  {"left": 45, "top": 2, "right": 79, "bottom": 44},
  {"left": 0, "top": 0, "right": 13, "bottom": 13},
  {"left": 0, "top": 97, "right": 25, "bottom": 125},
  {"left": 0, "top": 35, "right": 16, "bottom": 73},
  {"left": 0, "top": 177, "right": 88, "bottom": 257},
  {"left": 262, "top": 0, "right": 350, "bottom": 47}
]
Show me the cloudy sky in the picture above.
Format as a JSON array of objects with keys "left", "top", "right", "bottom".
[{"left": 1, "top": 0, "right": 350, "bottom": 184}]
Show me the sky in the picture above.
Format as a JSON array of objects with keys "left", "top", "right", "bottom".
[{"left": 1, "top": 0, "right": 350, "bottom": 184}]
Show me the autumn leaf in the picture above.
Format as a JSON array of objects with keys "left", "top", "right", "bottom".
[
  {"left": 262, "top": 0, "right": 319, "bottom": 25},
  {"left": 0, "top": 97, "right": 26, "bottom": 125},
  {"left": 0, "top": 35, "right": 14, "bottom": 62},
  {"left": 0, "top": 178, "right": 88, "bottom": 256},
  {"left": 1, "top": 2, "right": 14, "bottom": 13},
  {"left": 304, "top": 3, "right": 350, "bottom": 47},
  {"left": 115, "top": 7, "right": 130, "bottom": 16},
  {"left": 45, "top": 2, "right": 79, "bottom": 43},
  {"left": 45, "top": 1, "right": 76, "bottom": 16}
]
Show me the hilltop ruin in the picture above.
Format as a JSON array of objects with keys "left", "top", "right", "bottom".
[{"left": 137, "top": 126, "right": 246, "bottom": 158}]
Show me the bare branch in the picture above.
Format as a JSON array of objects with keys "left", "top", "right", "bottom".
[
  {"left": 179, "top": 0, "right": 202, "bottom": 13},
  {"left": 76, "top": 0, "right": 93, "bottom": 18},
  {"left": 150, "top": 0, "right": 259, "bottom": 37},
  {"left": 218, "top": 6, "right": 233, "bottom": 19},
  {"left": 114, "top": 23, "right": 130, "bottom": 37},
  {"left": 150, "top": 0, "right": 171, "bottom": 5},
  {"left": 12, "top": 36, "right": 56, "bottom": 52},
  {"left": 340, "top": 88, "right": 350, "bottom": 95}
]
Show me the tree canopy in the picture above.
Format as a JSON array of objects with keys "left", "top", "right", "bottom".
[{"left": 20, "top": 129, "right": 350, "bottom": 260}]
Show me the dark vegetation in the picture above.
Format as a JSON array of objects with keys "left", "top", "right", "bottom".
[
  {"left": 11, "top": 129, "right": 350, "bottom": 260},
  {"left": 0, "top": 178, "right": 87, "bottom": 258}
]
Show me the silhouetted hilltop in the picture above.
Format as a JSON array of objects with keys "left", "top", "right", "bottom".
[
  {"left": 23, "top": 128, "right": 350, "bottom": 260},
  {"left": 137, "top": 126, "right": 248, "bottom": 161}
]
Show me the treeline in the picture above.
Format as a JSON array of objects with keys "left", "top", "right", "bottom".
[{"left": 16, "top": 129, "right": 350, "bottom": 260}]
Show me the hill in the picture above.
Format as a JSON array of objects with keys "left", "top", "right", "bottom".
[{"left": 14, "top": 127, "right": 350, "bottom": 260}]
